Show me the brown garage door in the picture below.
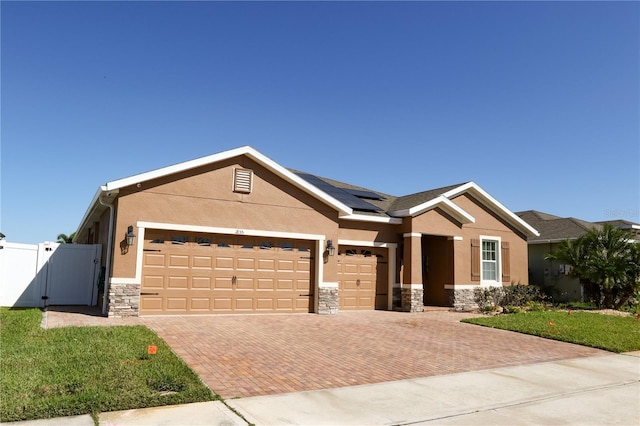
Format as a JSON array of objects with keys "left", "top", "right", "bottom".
[
  {"left": 337, "top": 246, "right": 388, "bottom": 310},
  {"left": 140, "top": 230, "right": 314, "bottom": 315}
]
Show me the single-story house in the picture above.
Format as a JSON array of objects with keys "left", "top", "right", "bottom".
[
  {"left": 516, "top": 210, "right": 640, "bottom": 302},
  {"left": 75, "top": 146, "right": 539, "bottom": 317}
]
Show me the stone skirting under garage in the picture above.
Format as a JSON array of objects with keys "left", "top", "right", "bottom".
[{"left": 108, "top": 282, "right": 140, "bottom": 318}]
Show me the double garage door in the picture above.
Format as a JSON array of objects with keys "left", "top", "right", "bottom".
[{"left": 140, "top": 230, "right": 314, "bottom": 315}]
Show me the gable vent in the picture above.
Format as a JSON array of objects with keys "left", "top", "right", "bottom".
[{"left": 233, "top": 168, "right": 253, "bottom": 193}]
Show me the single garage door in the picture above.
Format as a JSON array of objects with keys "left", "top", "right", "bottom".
[
  {"left": 140, "top": 230, "right": 314, "bottom": 315},
  {"left": 337, "top": 246, "right": 388, "bottom": 310}
]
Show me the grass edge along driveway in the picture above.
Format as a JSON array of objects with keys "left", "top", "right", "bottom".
[
  {"left": 462, "top": 310, "right": 640, "bottom": 353},
  {"left": 0, "top": 308, "right": 215, "bottom": 423}
]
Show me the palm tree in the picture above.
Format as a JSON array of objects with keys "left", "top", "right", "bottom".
[
  {"left": 56, "top": 232, "right": 76, "bottom": 244},
  {"left": 546, "top": 224, "right": 640, "bottom": 309}
]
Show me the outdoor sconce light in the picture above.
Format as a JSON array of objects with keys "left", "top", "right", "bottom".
[
  {"left": 126, "top": 226, "right": 136, "bottom": 247},
  {"left": 326, "top": 240, "right": 335, "bottom": 256}
]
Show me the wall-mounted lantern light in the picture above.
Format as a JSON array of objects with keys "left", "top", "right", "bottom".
[
  {"left": 126, "top": 226, "right": 136, "bottom": 247},
  {"left": 326, "top": 240, "right": 335, "bottom": 256}
]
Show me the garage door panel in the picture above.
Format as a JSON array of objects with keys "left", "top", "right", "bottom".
[
  {"left": 216, "top": 257, "right": 234, "bottom": 269},
  {"left": 192, "top": 277, "right": 212, "bottom": 289},
  {"left": 166, "top": 298, "right": 188, "bottom": 311},
  {"left": 297, "top": 260, "right": 310, "bottom": 272},
  {"left": 276, "top": 298, "right": 293, "bottom": 310},
  {"left": 237, "top": 258, "right": 256, "bottom": 271},
  {"left": 192, "top": 256, "right": 212, "bottom": 268},
  {"left": 213, "top": 298, "right": 232, "bottom": 310},
  {"left": 277, "top": 279, "right": 293, "bottom": 289},
  {"left": 141, "top": 297, "right": 163, "bottom": 312},
  {"left": 277, "top": 260, "right": 294, "bottom": 271},
  {"left": 145, "top": 253, "right": 166, "bottom": 267},
  {"left": 257, "top": 279, "right": 275, "bottom": 290},
  {"left": 256, "top": 298, "right": 274, "bottom": 310},
  {"left": 234, "top": 298, "right": 254, "bottom": 310},
  {"left": 169, "top": 255, "right": 189, "bottom": 268},
  {"left": 212, "top": 276, "right": 231, "bottom": 288},
  {"left": 258, "top": 259, "right": 276, "bottom": 271},
  {"left": 190, "top": 298, "right": 210, "bottom": 311},
  {"left": 236, "top": 277, "right": 254, "bottom": 290},
  {"left": 143, "top": 276, "right": 164, "bottom": 289},
  {"left": 168, "top": 276, "right": 188, "bottom": 288}
]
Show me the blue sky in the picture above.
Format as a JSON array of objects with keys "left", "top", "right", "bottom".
[{"left": 2, "top": 1, "right": 638, "bottom": 244}]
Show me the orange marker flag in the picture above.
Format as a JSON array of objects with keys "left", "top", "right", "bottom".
[{"left": 148, "top": 345, "right": 157, "bottom": 355}]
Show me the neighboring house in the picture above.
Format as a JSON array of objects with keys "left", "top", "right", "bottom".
[
  {"left": 75, "top": 146, "right": 539, "bottom": 317},
  {"left": 516, "top": 210, "right": 640, "bottom": 303}
]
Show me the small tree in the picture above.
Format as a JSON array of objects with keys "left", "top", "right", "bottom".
[
  {"left": 56, "top": 232, "right": 76, "bottom": 244},
  {"left": 546, "top": 224, "right": 640, "bottom": 309}
]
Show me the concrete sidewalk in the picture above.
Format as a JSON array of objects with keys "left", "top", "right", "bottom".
[
  {"left": 11, "top": 352, "right": 640, "bottom": 425},
  {"left": 228, "top": 352, "right": 640, "bottom": 425}
]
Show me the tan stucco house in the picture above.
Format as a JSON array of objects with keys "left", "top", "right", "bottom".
[{"left": 75, "top": 146, "right": 539, "bottom": 317}]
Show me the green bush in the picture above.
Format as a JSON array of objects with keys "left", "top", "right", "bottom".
[{"left": 474, "top": 285, "right": 543, "bottom": 312}]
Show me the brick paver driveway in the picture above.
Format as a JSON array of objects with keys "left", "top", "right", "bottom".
[{"left": 138, "top": 310, "right": 606, "bottom": 399}]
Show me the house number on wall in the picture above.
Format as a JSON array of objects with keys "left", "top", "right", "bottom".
[{"left": 235, "top": 229, "right": 245, "bottom": 235}]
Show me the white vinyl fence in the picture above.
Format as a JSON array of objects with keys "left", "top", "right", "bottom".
[{"left": 0, "top": 241, "right": 102, "bottom": 308}]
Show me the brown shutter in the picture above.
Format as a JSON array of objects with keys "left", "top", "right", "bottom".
[
  {"left": 501, "top": 241, "right": 510, "bottom": 283},
  {"left": 471, "top": 239, "right": 480, "bottom": 282}
]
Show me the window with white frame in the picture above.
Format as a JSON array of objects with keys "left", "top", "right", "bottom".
[{"left": 481, "top": 238, "right": 500, "bottom": 282}]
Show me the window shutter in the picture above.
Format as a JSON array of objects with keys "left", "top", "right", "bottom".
[
  {"left": 501, "top": 241, "right": 510, "bottom": 283},
  {"left": 233, "top": 168, "right": 252, "bottom": 193},
  {"left": 471, "top": 239, "right": 480, "bottom": 282}
]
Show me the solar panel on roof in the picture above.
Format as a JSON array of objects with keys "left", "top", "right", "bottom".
[
  {"left": 297, "top": 173, "right": 382, "bottom": 212},
  {"left": 344, "top": 188, "right": 385, "bottom": 200}
]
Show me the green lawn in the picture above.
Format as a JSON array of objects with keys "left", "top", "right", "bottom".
[
  {"left": 0, "top": 308, "right": 215, "bottom": 422},
  {"left": 462, "top": 310, "right": 640, "bottom": 353}
]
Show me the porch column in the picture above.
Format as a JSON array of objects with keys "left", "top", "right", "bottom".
[{"left": 401, "top": 233, "right": 424, "bottom": 312}]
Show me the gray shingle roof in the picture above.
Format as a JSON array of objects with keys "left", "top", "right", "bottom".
[{"left": 516, "top": 210, "right": 601, "bottom": 242}]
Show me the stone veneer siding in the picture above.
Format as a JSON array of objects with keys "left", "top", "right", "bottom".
[
  {"left": 446, "top": 288, "right": 478, "bottom": 311},
  {"left": 317, "top": 286, "right": 339, "bottom": 314},
  {"left": 108, "top": 283, "right": 140, "bottom": 318},
  {"left": 401, "top": 287, "right": 424, "bottom": 312}
]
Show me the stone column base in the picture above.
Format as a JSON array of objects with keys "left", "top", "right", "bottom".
[
  {"left": 317, "top": 285, "right": 339, "bottom": 314},
  {"left": 401, "top": 286, "right": 424, "bottom": 313},
  {"left": 108, "top": 282, "right": 141, "bottom": 318},
  {"left": 446, "top": 288, "right": 477, "bottom": 311}
]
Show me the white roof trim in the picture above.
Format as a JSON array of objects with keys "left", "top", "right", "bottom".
[
  {"left": 75, "top": 146, "right": 355, "bottom": 241},
  {"left": 389, "top": 195, "right": 476, "bottom": 225},
  {"left": 442, "top": 182, "right": 540, "bottom": 237},
  {"left": 103, "top": 146, "right": 352, "bottom": 215},
  {"left": 340, "top": 214, "right": 403, "bottom": 224}
]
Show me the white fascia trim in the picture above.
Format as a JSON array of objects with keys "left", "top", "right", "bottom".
[
  {"left": 402, "top": 283, "right": 423, "bottom": 290},
  {"left": 443, "top": 182, "right": 540, "bottom": 237},
  {"left": 103, "top": 146, "right": 353, "bottom": 216},
  {"left": 137, "top": 221, "right": 326, "bottom": 241},
  {"left": 338, "top": 240, "right": 398, "bottom": 248},
  {"left": 403, "top": 232, "right": 422, "bottom": 238},
  {"left": 389, "top": 196, "right": 475, "bottom": 224},
  {"left": 444, "top": 283, "right": 504, "bottom": 290},
  {"left": 340, "top": 214, "right": 403, "bottom": 224},
  {"left": 74, "top": 187, "right": 119, "bottom": 241}
]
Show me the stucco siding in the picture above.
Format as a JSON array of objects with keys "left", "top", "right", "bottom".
[{"left": 111, "top": 156, "right": 339, "bottom": 279}]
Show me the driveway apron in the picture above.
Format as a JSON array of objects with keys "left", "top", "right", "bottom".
[{"left": 140, "top": 311, "right": 606, "bottom": 399}]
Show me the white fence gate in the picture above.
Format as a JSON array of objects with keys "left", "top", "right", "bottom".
[{"left": 0, "top": 241, "right": 102, "bottom": 308}]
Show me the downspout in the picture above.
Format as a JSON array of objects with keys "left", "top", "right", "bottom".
[{"left": 98, "top": 196, "right": 115, "bottom": 316}]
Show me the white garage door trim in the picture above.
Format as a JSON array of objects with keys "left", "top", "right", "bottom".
[
  {"left": 111, "top": 221, "right": 328, "bottom": 313},
  {"left": 338, "top": 240, "right": 397, "bottom": 310}
]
